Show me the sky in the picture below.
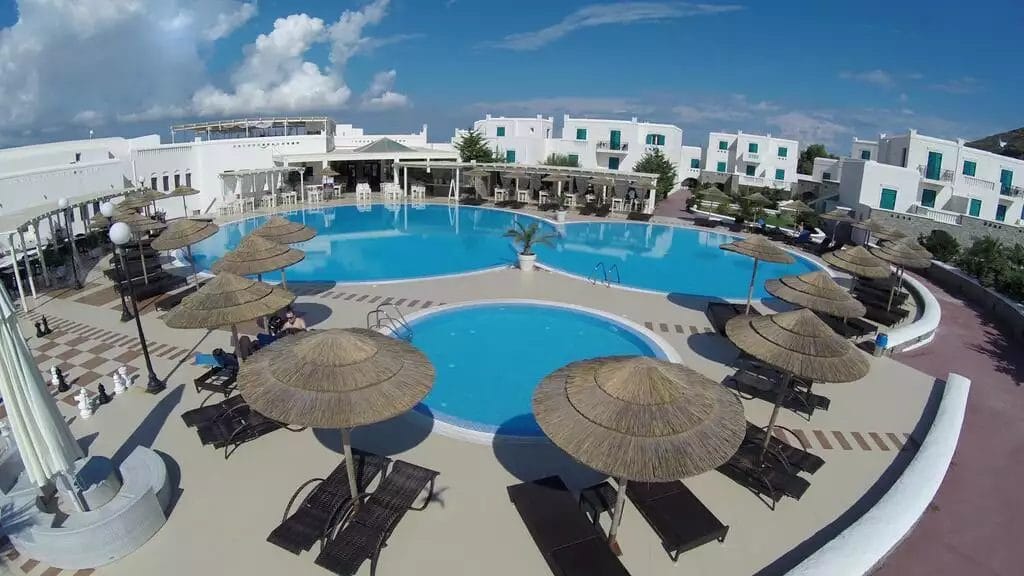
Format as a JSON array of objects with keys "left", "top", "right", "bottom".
[{"left": 0, "top": 0, "right": 1020, "bottom": 152}]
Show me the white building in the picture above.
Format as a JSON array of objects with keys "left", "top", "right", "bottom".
[
  {"left": 703, "top": 131, "right": 800, "bottom": 191},
  {"left": 813, "top": 130, "right": 1024, "bottom": 226},
  {"left": 467, "top": 114, "right": 700, "bottom": 187}
]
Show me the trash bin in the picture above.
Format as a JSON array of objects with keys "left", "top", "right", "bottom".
[{"left": 873, "top": 333, "right": 889, "bottom": 357}]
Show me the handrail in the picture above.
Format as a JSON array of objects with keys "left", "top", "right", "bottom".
[
  {"left": 587, "top": 262, "right": 621, "bottom": 287},
  {"left": 607, "top": 264, "right": 621, "bottom": 285},
  {"left": 367, "top": 303, "right": 413, "bottom": 340}
]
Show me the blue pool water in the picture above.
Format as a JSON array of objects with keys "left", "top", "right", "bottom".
[
  {"left": 407, "top": 303, "right": 666, "bottom": 436},
  {"left": 191, "top": 204, "right": 818, "bottom": 297}
]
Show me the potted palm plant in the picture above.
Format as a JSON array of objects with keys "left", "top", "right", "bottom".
[{"left": 504, "top": 221, "right": 556, "bottom": 271}]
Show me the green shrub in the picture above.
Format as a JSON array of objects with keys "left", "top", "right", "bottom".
[{"left": 919, "top": 230, "right": 960, "bottom": 262}]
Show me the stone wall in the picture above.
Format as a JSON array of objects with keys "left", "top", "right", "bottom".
[
  {"left": 869, "top": 209, "right": 1024, "bottom": 246},
  {"left": 922, "top": 262, "right": 1024, "bottom": 342}
]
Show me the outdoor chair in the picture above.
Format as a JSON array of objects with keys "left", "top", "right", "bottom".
[
  {"left": 816, "top": 311, "right": 876, "bottom": 339},
  {"left": 625, "top": 481, "right": 729, "bottom": 561},
  {"left": 727, "top": 359, "right": 830, "bottom": 416},
  {"left": 743, "top": 422, "right": 825, "bottom": 475},
  {"left": 862, "top": 303, "right": 910, "bottom": 326},
  {"left": 508, "top": 476, "right": 631, "bottom": 576},
  {"left": 314, "top": 460, "right": 439, "bottom": 576},
  {"left": 195, "top": 402, "right": 302, "bottom": 459},
  {"left": 192, "top": 353, "right": 238, "bottom": 397},
  {"left": 718, "top": 443, "right": 810, "bottom": 508},
  {"left": 181, "top": 394, "right": 246, "bottom": 428},
  {"left": 706, "top": 302, "right": 762, "bottom": 335},
  {"left": 267, "top": 451, "right": 390, "bottom": 555}
]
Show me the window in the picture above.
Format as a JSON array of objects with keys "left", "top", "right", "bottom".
[
  {"left": 823, "top": 172, "right": 832, "bottom": 181},
  {"left": 529, "top": 127, "right": 534, "bottom": 133},
  {"left": 996, "top": 204, "right": 1008, "bottom": 222},
  {"left": 609, "top": 130, "right": 621, "bottom": 150},
  {"left": 717, "top": 162, "right": 727, "bottom": 172},
  {"left": 778, "top": 147, "right": 788, "bottom": 158},
  {"left": 74, "top": 152, "right": 81, "bottom": 163},
  {"left": 185, "top": 173, "right": 192, "bottom": 187},
  {"left": 745, "top": 165, "right": 756, "bottom": 176},
  {"left": 901, "top": 147, "right": 908, "bottom": 167},
  {"left": 150, "top": 176, "right": 158, "bottom": 190},
  {"left": 162, "top": 175, "right": 169, "bottom": 191},
  {"left": 748, "top": 142, "right": 758, "bottom": 154},
  {"left": 608, "top": 157, "right": 620, "bottom": 170},
  {"left": 880, "top": 188, "right": 897, "bottom": 210},
  {"left": 174, "top": 174, "right": 181, "bottom": 188},
  {"left": 921, "top": 188, "right": 937, "bottom": 208},
  {"left": 545, "top": 128, "right": 551, "bottom": 138},
  {"left": 645, "top": 134, "right": 666, "bottom": 146},
  {"left": 860, "top": 149, "right": 871, "bottom": 160},
  {"left": 718, "top": 140, "right": 728, "bottom": 150},
  {"left": 775, "top": 169, "right": 785, "bottom": 181},
  {"left": 496, "top": 126, "right": 505, "bottom": 137},
  {"left": 926, "top": 151, "right": 942, "bottom": 179},
  {"left": 969, "top": 198, "right": 982, "bottom": 217},
  {"left": 963, "top": 160, "right": 977, "bottom": 177},
  {"left": 505, "top": 150, "right": 516, "bottom": 163},
  {"left": 576, "top": 128, "right": 587, "bottom": 141},
  {"left": 1000, "top": 169, "right": 1014, "bottom": 193},
  {"left": 690, "top": 159, "right": 700, "bottom": 169},
  {"left": 568, "top": 154, "right": 579, "bottom": 166}
]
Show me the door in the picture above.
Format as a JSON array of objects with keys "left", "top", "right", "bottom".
[
  {"left": 608, "top": 157, "right": 620, "bottom": 170},
  {"left": 996, "top": 204, "right": 1008, "bottom": 222},
  {"left": 921, "top": 188, "right": 937, "bottom": 208},
  {"left": 926, "top": 151, "right": 942, "bottom": 180},
  {"left": 1001, "top": 169, "right": 1014, "bottom": 193},
  {"left": 969, "top": 198, "right": 982, "bottom": 217},
  {"left": 880, "top": 188, "right": 897, "bottom": 210},
  {"left": 610, "top": 130, "right": 621, "bottom": 151}
]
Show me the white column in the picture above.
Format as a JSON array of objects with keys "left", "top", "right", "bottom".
[
  {"left": 299, "top": 170, "right": 305, "bottom": 203},
  {"left": 6, "top": 234, "right": 27, "bottom": 311},
  {"left": 33, "top": 222, "right": 50, "bottom": 287},
  {"left": 403, "top": 166, "right": 409, "bottom": 197},
  {"left": 17, "top": 229, "right": 37, "bottom": 300}
]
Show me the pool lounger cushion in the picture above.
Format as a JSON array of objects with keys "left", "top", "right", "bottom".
[{"left": 626, "top": 481, "right": 728, "bottom": 561}]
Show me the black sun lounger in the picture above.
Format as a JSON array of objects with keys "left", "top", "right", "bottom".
[
  {"left": 267, "top": 451, "right": 389, "bottom": 555},
  {"left": 707, "top": 302, "right": 762, "bottom": 335},
  {"left": 193, "top": 361, "right": 238, "bottom": 397},
  {"left": 314, "top": 460, "right": 439, "bottom": 576},
  {"left": 508, "top": 476, "right": 630, "bottom": 576},
  {"left": 195, "top": 403, "right": 295, "bottom": 458},
  {"left": 744, "top": 422, "right": 825, "bottom": 475},
  {"left": 626, "top": 481, "right": 728, "bottom": 561},
  {"left": 180, "top": 394, "right": 246, "bottom": 428},
  {"left": 718, "top": 443, "right": 810, "bottom": 508}
]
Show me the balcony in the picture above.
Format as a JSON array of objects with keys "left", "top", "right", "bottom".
[
  {"left": 917, "top": 165, "right": 954, "bottom": 182},
  {"left": 960, "top": 175, "right": 997, "bottom": 192},
  {"left": 1000, "top": 184, "right": 1024, "bottom": 198},
  {"left": 910, "top": 204, "right": 963, "bottom": 225},
  {"left": 744, "top": 152, "right": 761, "bottom": 162},
  {"left": 596, "top": 141, "right": 628, "bottom": 153}
]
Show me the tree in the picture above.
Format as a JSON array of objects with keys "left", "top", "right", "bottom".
[
  {"left": 633, "top": 148, "right": 677, "bottom": 201},
  {"left": 542, "top": 153, "right": 580, "bottom": 167},
  {"left": 918, "top": 230, "right": 960, "bottom": 262},
  {"left": 797, "top": 144, "right": 837, "bottom": 175},
  {"left": 454, "top": 129, "right": 503, "bottom": 163}
]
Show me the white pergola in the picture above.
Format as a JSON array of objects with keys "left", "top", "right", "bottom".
[{"left": 219, "top": 167, "right": 303, "bottom": 204}]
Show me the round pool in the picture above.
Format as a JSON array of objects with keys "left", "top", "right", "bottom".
[
  {"left": 401, "top": 301, "right": 676, "bottom": 438},
  {"left": 191, "top": 204, "right": 818, "bottom": 297}
]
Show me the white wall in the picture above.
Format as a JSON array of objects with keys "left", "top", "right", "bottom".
[
  {"left": 838, "top": 160, "right": 921, "bottom": 215},
  {"left": 705, "top": 131, "right": 799, "bottom": 189},
  {"left": 679, "top": 145, "right": 703, "bottom": 182},
  {"left": 851, "top": 138, "right": 879, "bottom": 162},
  {"left": 813, "top": 157, "right": 841, "bottom": 182}
]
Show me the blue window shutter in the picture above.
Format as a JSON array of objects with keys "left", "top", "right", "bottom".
[{"left": 775, "top": 169, "right": 785, "bottom": 180}]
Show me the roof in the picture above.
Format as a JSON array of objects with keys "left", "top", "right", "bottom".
[
  {"left": 353, "top": 138, "right": 415, "bottom": 154},
  {"left": 0, "top": 188, "right": 134, "bottom": 235},
  {"left": 393, "top": 160, "right": 660, "bottom": 186},
  {"left": 171, "top": 117, "right": 333, "bottom": 133}
]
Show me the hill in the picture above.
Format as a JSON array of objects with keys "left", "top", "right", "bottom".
[{"left": 967, "top": 127, "right": 1024, "bottom": 160}]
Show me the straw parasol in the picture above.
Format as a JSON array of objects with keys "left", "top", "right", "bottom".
[
  {"left": 167, "top": 186, "right": 200, "bottom": 215},
  {"left": 822, "top": 246, "right": 891, "bottom": 279},
  {"left": 112, "top": 212, "right": 166, "bottom": 284},
  {"left": 765, "top": 271, "right": 866, "bottom": 318},
  {"left": 854, "top": 218, "right": 906, "bottom": 243},
  {"left": 119, "top": 189, "right": 167, "bottom": 211},
  {"left": 780, "top": 200, "right": 813, "bottom": 213},
  {"left": 238, "top": 328, "right": 434, "bottom": 508},
  {"left": 743, "top": 192, "right": 772, "bottom": 206},
  {"left": 464, "top": 168, "right": 491, "bottom": 178},
  {"left": 89, "top": 213, "right": 111, "bottom": 229},
  {"left": 322, "top": 166, "right": 339, "bottom": 178},
  {"left": 720, "top": 235, "right": 795, "bottom": 314},
  {"left": 821, "top": 208, "right": 855, "bottom": 223},
  {"left": 870, "top": 237, "right": 932, "bottom": 309},
  {"left": 533, "top": 356, "right": 745, "bottom": 553},
  {"left": 210, "top": 234, "right": 305, "bottom": 287},
  {"left": 253, "top": 215, "right": 316, "bottom": 245},
  {"left": 150, "top": 219, "right": 220, "bottom": 288},
  {"left": 726, "top": 309, "right": 869, "bottom": 460}
]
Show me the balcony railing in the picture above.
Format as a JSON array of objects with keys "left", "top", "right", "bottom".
[
  {"left": 961, "top": 175, "right": 996, "bottom": 191},
  {"left": 745, "top": 152, "right": 761, "bottom": 162},
  {"left": 596, "top": 141, "right": 628, "bottom": 152},
  {"left": 910, "top": 204, "right": 963, "bottom": 225},
  {"left": 917, "top": 165, "right": 954, "bottom": 182},
  {"left": 1000, "top": 184, "right": 1024, "bottom": 198}
]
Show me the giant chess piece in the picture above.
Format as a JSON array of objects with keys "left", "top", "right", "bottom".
[
  {"left": 55, "top": 366, "right": 70, "bottom": 393},
  {"left": 112, "top": 371, "right": 126, "bottom": 395},
  {"left": 75, "top": 389, "right": 93, "bottom": 420},
  {"left": 40, "top": 316, "right": 52, "bottom": 335},
  {"left": 96, "top": 384, "right": 111, "bottom": 405},
  {"left": 35, "top": 321, "right": 45, "bottom": 338},
  {"left": 117, "top": 365, "right": 131, "bottom": 389},
  {"left": 50, "top": 366, "right": 60, "bottom": 389}
]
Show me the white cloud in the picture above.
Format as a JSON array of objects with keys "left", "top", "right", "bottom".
[
  {"left": 203, "top": 2, "right": 257, "bottom": 41},
  {"left": 930, "top": 76, "right": 981, "bottom": 94},
  {"left": 361, "top": 70, "right": 410, "bottom": 110},
  {"left": 483, "top": 2, "right": 742, "bottom": 50},
  {"left": 767, "top": 111, "right": 852, "bottom": 145},
  {"left": 673, "top": 95, "right": 777, "bottom": 123},
  {"left": 839, "top": 69, "right": 895, "bottom": 86},
  {"left": 72, "top": 110, "right": 105, "bottom": 127},
  {"left": 117, "top": 104, "right": 192, "bottom": 124},
  {"left": 899, "top": 92, "right": 909, "bottom": 103},
  {"left": 472, "top": 96, "right": 653, "bottom": 117}
]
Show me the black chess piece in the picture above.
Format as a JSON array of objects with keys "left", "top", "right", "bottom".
[
  {"left": 96, "top": 384, "right": 110, "bottom": 405},
  {"left": 35, "top": 321, "right": 44, "bottom": 338},
  {"left": 55, "top": 367, "right": 70, "bottom": 393},
  {"left": 40, "top": 316, "right": 52, "bottom": 335}
]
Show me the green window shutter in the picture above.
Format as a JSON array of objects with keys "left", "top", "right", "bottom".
[
  {"left": 608, "top": 157, "right": 620, "bottom": 170},
  {"left": 921, "top": 189, "right": 937, "bottom": 208},
  {"left": 823, "top": 172, "right": 832, "bottom": 181},
  {"left": 963, "top": 160, "right": 977, "bottom": 177},
  {"left": 567, "top": 154, "right": 579, "bottom": 166},
  {"left": 748, "top": 142, "right": 758, "bottom": 153},
  {"left": 745, "top": 165, "right": 756, "bottom": 176},
  {"left": 717, "top": 162, "right": 727, "bottom": 172},
  {"left": 778, "top": 147, "right": 787, "bottom": 158},
  {"left": 880, "top": 188, "right": 897, "bottom": 210},
  {"left": 775, "top": 169, "right": 785, "bottom": 181},
  {"left": 690, "top": 159, "right": 700, "bottom": 169},
  {"left": 926, "top": 151, "right": 942, "bottom": 179},
  {"left": 496, "top": 126, "right": 505, "bottom": 137},
  {"left": 506, "top": 150, "right": 516, "bottom": 163},
  {"left": 860, "top": 149, "right": 871, "bottom": 160},
  {"left": 718, "top": 140, "right": 728, "bottom": 150},
  {"left": 969, "top": 198, "right": 982, "bottom": 217},
  {"left": 645, "top": 134, "right": 653, "bottom": 145},
  {"left": 1000, "top": 169, "right": 1014, "bottom": 193},
  {"left": 576, "top": 128, "right": 587, "bottom": 140},
  {"left": 996, "top": 204, "right": 1007, "bottom": 222},
  {"left": 657, "top": 134, "right": 665, "bottom": 146}
]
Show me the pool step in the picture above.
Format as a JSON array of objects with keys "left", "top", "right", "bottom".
[{"left": 643, "top": 321, "right": 715, "bottom": 336}]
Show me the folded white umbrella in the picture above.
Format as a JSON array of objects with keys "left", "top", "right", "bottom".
[{"left": 0, "top": 286, "right": 83, "bottom": 489}]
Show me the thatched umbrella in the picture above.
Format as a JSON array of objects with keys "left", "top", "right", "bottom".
[
  {"left": 720, "top": 235, "right": 795, "bottom": 314},
  {"left": 150, "top": 219, "right": 220, "bottom": 289},
  {"left": 765, "top": 271, "right": 867, "bottom": 318},
  {"left": 89, "top": 213, "right": 111, "bottom": 229},
  {"left": 322, "top": 166, "right": 340, "bottom": 178},
  {"left": 238, "top": 328, "right": 434, "bottom": 507},
  {"left": 726, "top": 310, "right": 869, "bottom": 461},
  {"left": 821, "top": 208, "right": 855, "bottom": 223},
  {"left": 120, "top": 188, "right": 168, "bottom": 214},
  {"left": 163, "top": 272, "right": 295, "bottom": 347},
  {"left": 211, "top": 234, "right": 305, "bottom": 287},
  {"left": 113, "top": 212, "right": 166, "bottom": 284},
  {"left": 822, "top": 246, "right": 891, "bottom": 279},
  {"left": 533, "top": 356, "right": 745, "bottom": 553},
  {"left": 743, "top": 192, "right": 772, "bottom": 206},
  {"left": 870, "top": 238, "right": 932, "bottom": 309},
  {"left": 167, "top": 186, "right": 200, "bottom": 216},
  {"left": 780, "top": 200, "right": 813, "bottom": 214},
  {"left": 253, "top": 215, "right": 316, "bottom": 245},
  {"left": 854, "top": 218, "right": 906, "bottom": 243}
]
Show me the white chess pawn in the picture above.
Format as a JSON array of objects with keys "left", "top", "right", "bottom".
[
  {"left": 117, "top": 366, "right": 131, "bottom": 388},
  {"left": 50, "top": 366, "right": 60, "bottom": 388},
  {"left": 112, "top": 371, "right": 126, "bottom": 395},
  {"left": 76, "top": 389, "right": 93, "bottom": 420}
]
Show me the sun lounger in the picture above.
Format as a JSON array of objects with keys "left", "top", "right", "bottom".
[
  {"left": 706, "top": 302, "right": 761, "bottom": 335},
  {"left": 315, "top": 460, "right": 439, "bottom": 576},
  {"left": 180, "top": 394, "right": 246, "bottom": 428},
  {"left": 726, "top": 368, "right": 829, "bottom": 417},
  {"left": 718, "top": 443, "right": 810, "bottom": 507},
  {"left": 862, "top": 302, "right": 910, "bottom": 326},
  {"left": 267, "top": 452, "right": 390, "bottom": 555},
  {"left": 625, "top": 481, "right": 728, "bottom": 561},
  {"left": 816, "top": 312, "right": 876, "bottom": 339},
  {"left": 744, "top": 422, "right": 824, "bottom": 474},
  {"left": 508, "top": 476, "right": 630, "bottom": 576},
  {"left": 193, "top": 355, "right": 238, "bottom": 397},
  {"left": 195, "top": 403, "right": 294, "bottom": 459}
]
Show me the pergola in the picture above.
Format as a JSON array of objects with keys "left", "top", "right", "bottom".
[
  {"left": 0, "top": 187, "right": 134, "bottom": 310},
  {"left": 219, "top": 167, "right": 304, "bottom": 204},
  {"left": 393, "top": 161, "right": 661, "bottom": 214}
]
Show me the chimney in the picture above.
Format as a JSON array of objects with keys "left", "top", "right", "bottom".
[
  {"left": 486, "top": 114, "right": 492, "bottom": 120},
  {"left": 631, "top": 117, "right": 638, "bottom": 123}
]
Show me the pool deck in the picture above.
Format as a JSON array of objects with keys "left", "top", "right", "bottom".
[{"left": 0, "top": 199, "right": 945, "bottom": 576}]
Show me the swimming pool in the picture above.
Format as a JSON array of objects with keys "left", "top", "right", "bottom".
[
  {"left": 192, "top": 204, "right": 818, "bottom": 298},
  {"left": 402, "top": 301, "right": 676, "bottom": 438}
]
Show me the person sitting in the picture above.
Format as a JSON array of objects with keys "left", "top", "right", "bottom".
[
  {"left": 281, "top": 307, "right": 307, "bottom": 334},
  {"left": 793, "top": 223, "right": 813, "bottom": 244},
  {"left": 212, "top": 347, "right": 239, "bottom": 371}
]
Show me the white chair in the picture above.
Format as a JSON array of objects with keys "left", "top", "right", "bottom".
[
  {"left": 307, "top": 188, "right": 323, "bottom": 203},
  {"left": 260, "top": 194, "right": 277, "bottom": 210},
  {"left": 280, "top": 190, "right": 297, "bottom": 205},
  {"left": 538, "top": 191, "right": 549, "bottom": 205},
  {"left": 566, "top": 194, "right": 578, "bottom": 208},
  {"left": 611, "top": 198, "right": 625, "bottom": 213},
  {"left": 517, "top": 189, "right": 530, "bottom": 204},
  {"left": 493, "top": 188, "right": 507, "bottom": 202}
]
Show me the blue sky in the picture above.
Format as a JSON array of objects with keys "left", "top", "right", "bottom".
[{"left": 0, "top": 0, "right": 1020, "bottom": 151}]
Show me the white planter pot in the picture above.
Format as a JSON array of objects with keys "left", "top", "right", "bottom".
[
  {"left": 556, "top": 210, "right": 567, "bottom": 223},
  {"left": 517, "top": 253, "right": 537, "bottom": 272}
]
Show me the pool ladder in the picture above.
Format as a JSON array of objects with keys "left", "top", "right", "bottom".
[
  {"left": 367, "top": 303, "right": 414, "bottom": 340},
  {"left": 588, "top": 262, "right": 621, "bottom": 287}
]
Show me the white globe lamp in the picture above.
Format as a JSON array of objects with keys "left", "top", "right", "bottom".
[
  {"left": 109, "top": 222, "right": 132, "bottom": 246},
  {"left": 100, "top": 201, "right": 115, "bottom": 218},
  {"left": 57, "top": 197, "right": 69, "bottom": 209}
]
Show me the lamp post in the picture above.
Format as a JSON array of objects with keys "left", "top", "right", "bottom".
[
  {"left": 57, "top": 198, "right": 82, "bottom": 290},
  {"left": 109, "top": 222, "right": 164, "bottom": 394},
  {"left": 100, "top": 202, "right": 132, "bottom": 322}
]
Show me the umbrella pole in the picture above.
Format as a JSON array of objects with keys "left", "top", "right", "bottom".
[
  {"left": 187, "top": 245, "right": 198, "bottom": 291},
  {"left": 181, "top": 196, "right": 188, "bottom": 217},
  {"left": 760, "top": 374, "right": 791, "bottom": 464},
  {"left": 607, "top": 478, "right": 628, "bottom": 556},
  {"left": 744, "top": 258, "right": 760, "bottom": 315},
  {"left": 342, "top": 428, "right": 360, "bottom": 511},
  {"left": 57, "top": 471, "right": 87, "bottom": 512},
  {"left": 137, "top": 240, "right": 149, "bottom": 285},
  {"left": 886, "top": 267, "right": 902, "bottom": 312},
  {"left": 280, "top": 269, "right": 288, "bottom": 289},
  {"left": 231, "top": 324, "right": 239, "bottom": 351}
]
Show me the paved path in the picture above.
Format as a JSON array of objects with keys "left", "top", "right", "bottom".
[{"left": 877, "top": 273, "right": 1023, "bottom": 576}]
